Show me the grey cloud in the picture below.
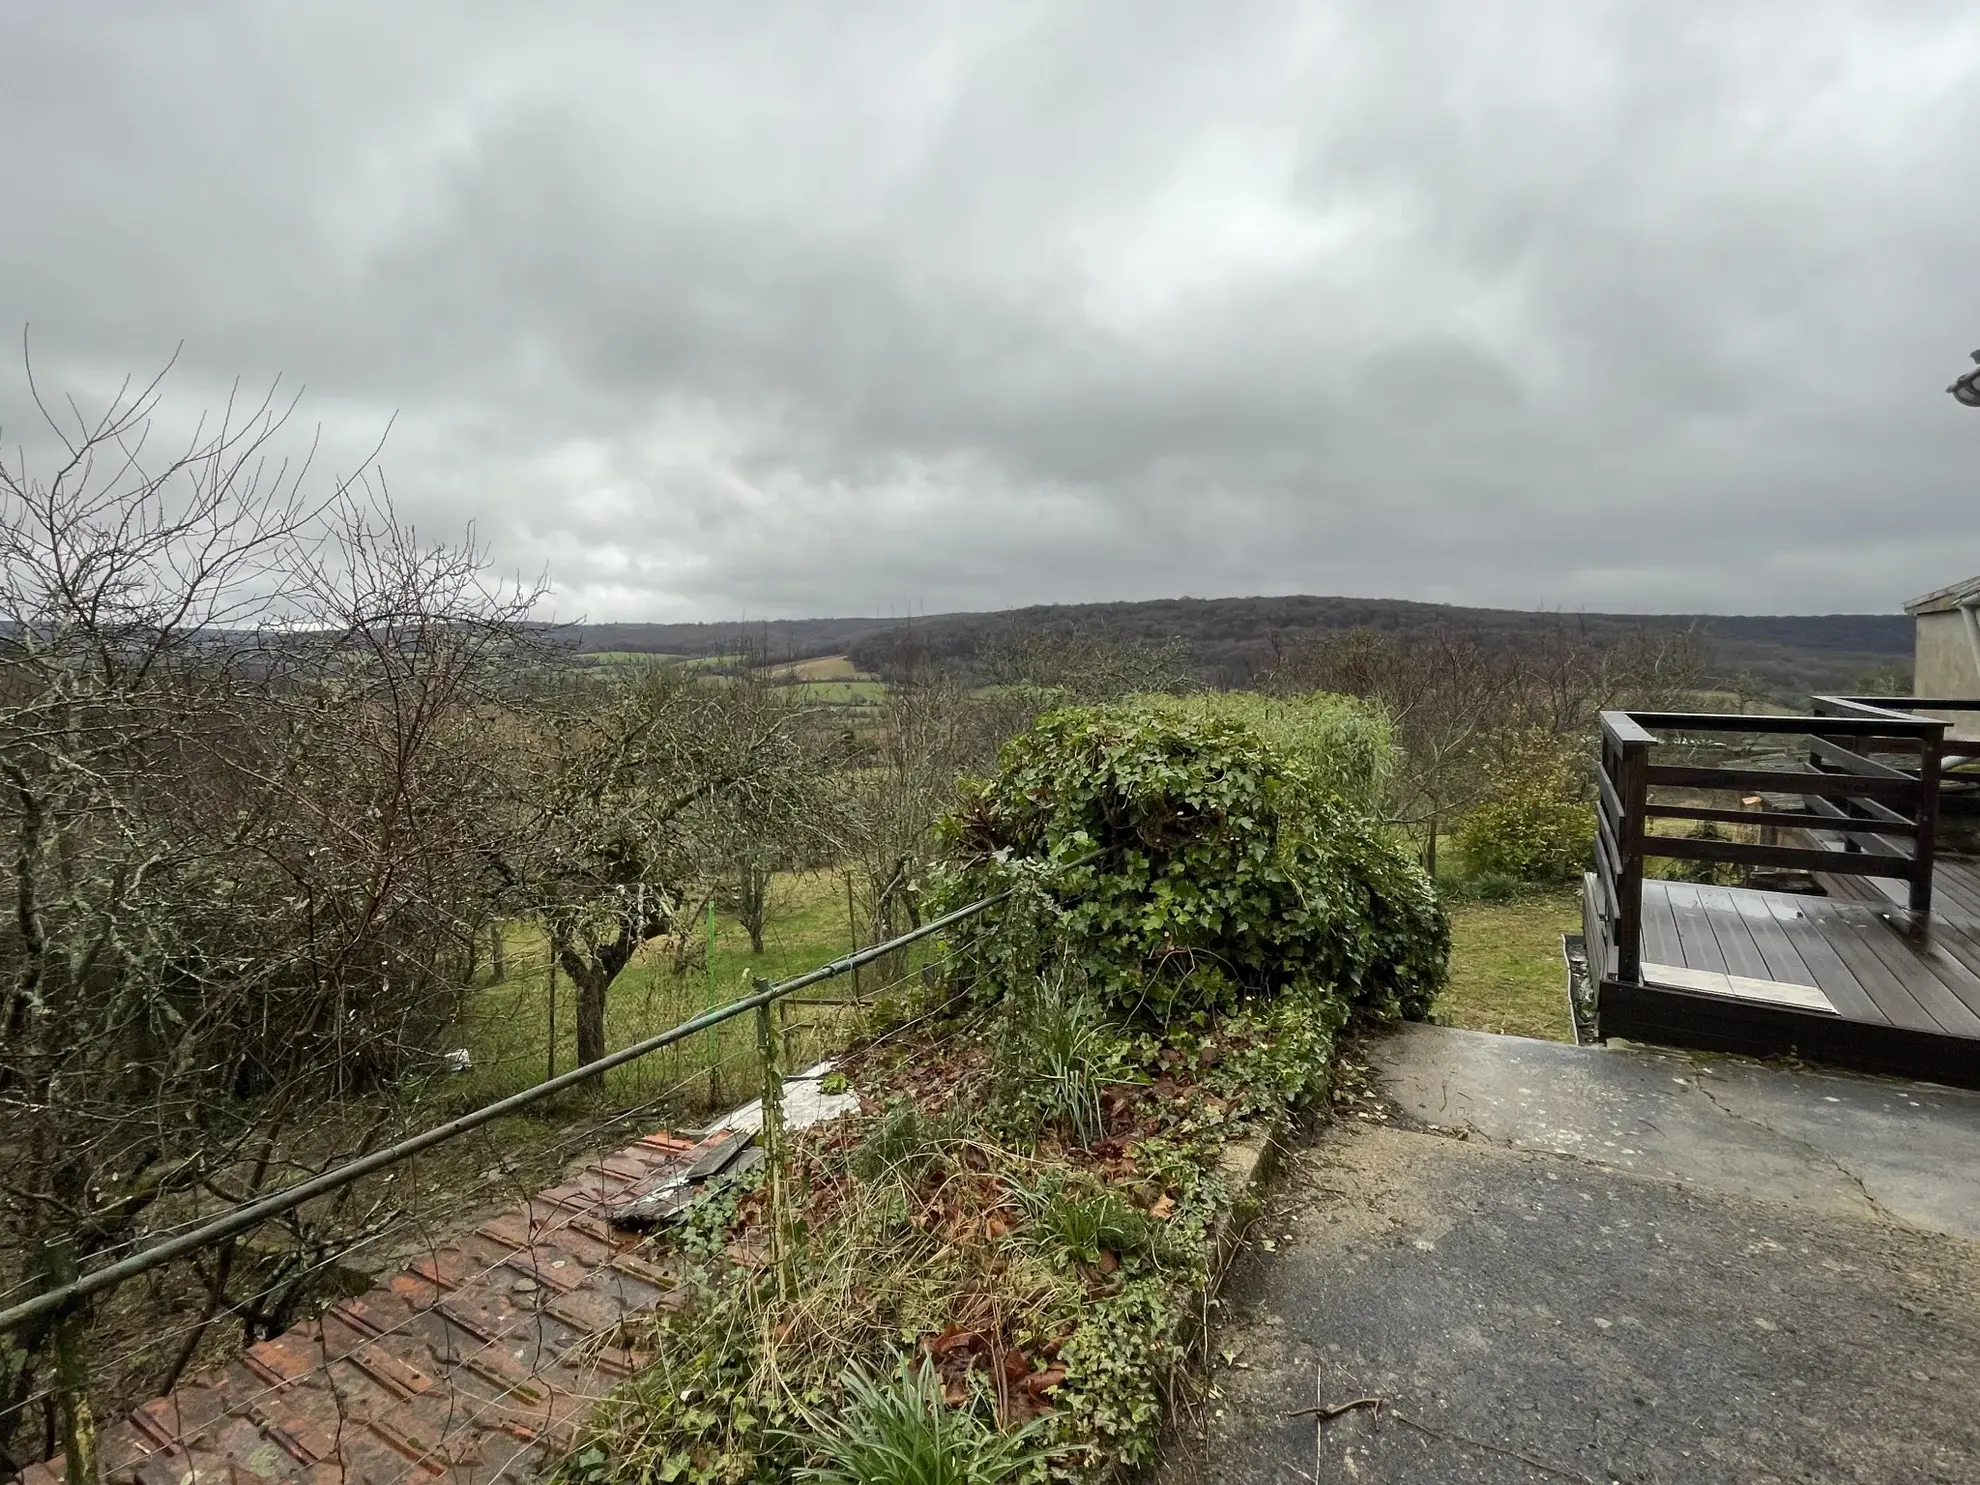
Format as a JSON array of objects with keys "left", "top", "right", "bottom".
[{"left": 3, "top": 0, "right": 1978, "bottom": 622}]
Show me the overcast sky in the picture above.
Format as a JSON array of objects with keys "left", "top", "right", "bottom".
[{"left": 3, "top": 2, "right": 1978, "bottom": 621}]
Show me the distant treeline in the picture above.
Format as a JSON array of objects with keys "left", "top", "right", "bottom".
[{"left": 574, "top": 595, "right": 1913, "bottom": 702}]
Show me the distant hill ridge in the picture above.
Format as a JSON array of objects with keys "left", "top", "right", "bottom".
[{"left": 574, "top": 594, "right": 1911, "bottom": 699}]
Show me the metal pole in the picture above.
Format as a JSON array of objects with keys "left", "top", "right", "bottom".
[
  {"left": 844, "top": 873, "right": 862, "bottom": 1002},
  {"left": 545, "top": 940, "right": 557, "bottom": 1085},
  {"left": 38, "top": 1238, "right": 97, "bottom": 1485},
  {"left": 705, "top": 896, "right": 719, "bottom": 1102},
  {"left": 754, "top": 992, "right": 794, "bottom": 1302}
]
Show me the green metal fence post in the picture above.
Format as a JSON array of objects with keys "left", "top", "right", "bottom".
[
  {"left": 754, "top": 988, "right": 795, "bottom": 1302},
  {"left": 37, "top": 1237, "right": 98, "bottom": 1485},
  {"left": 706, "top": 897, "right": 720, "bottom": 1104}
]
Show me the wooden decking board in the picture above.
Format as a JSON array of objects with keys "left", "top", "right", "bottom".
[
  {"left": 1912, "top": 940, "right": 1980, "bottom": 1026},
  {"left": 1907, "top": 916, "right": 1980, "bottom": 1019},
  {"left": 1640, "top": 961, "right": 1839, "bottom": 1014},
  {"left": 1639, "top": 881, "right": 1684, "bottom": 967},
  {"left": 1593, "top": 855, "right": 1980, "bottom": 1078},
  {"left": 1757, "top": 894, "right": 1892, "bottom": 1025},
  {"left": 1834, "top": 912, "right": 1980, "bottom": 1038},
  {"left": 1718, "top": 888, "right": 1821, "bottom": 989},
  {"left": 1688, "top": 885, "right": 1780, "bottom": 984},
  {"left": 1812, "top": 906, "right": 1956, "bottom": 1035},
  {"left": 1663, "top": 883, "right": 1730, "bottom": 975},
  {"left": 1634, "top": 879, "right": 1681, "bottom": 964},
  {"left": 1814, "top": 869, "right": 1893, "bottom": 909},
  {"left": 1804, "top": 840, "right": 1980, "bottom": 922},
  {"left": 1889, "top": 923, "right": 1980, "bottom": 1025},
  {"left": 1934, "top": 857, "right": 1980, "bottom": 918},
  {"left": 1635, "top": 880, "right": 1939, "bottom": 1031},
  {"left": 1920, "top": 912, "right": 1980, "bottom": 978},
  {"left": 1825, "top": 871, "right": 1903, "bottom": 910}
]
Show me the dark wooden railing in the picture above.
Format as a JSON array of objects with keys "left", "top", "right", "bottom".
[
  {"left": 1814, "top": 696, "right": 1980, "bottom": 766},
  {"left": 1593, "top": 708, "right": 1947, "bottom": 986}
]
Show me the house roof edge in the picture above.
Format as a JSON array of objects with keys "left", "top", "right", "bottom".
[{"left": 1905, "top": 574, "right": 1980, "bottom": 614}]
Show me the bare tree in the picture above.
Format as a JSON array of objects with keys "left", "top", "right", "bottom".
[
  {"left": 709, "top": 641, "right": 839, "bottom": 955},
  {"left": 981, "top": 624, "right": 1195, "bottom": 701},
  {"left": 829, "top": 632, "right": 1039, "bottom": 990},
  {"left": 1270, "top": 625, "right": 1510, "bottom": 873},
  {"left": 1270, "top": 619, "right": 1702, "bottom": 873},
  {"left": 0, "top": 352, "right": 541, "bottom": 1471},
  {"left": 507, "top": 663, "right": 826, "bottom": 1066}
]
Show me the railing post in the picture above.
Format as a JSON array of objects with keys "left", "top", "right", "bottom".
[
  {"left": 753, "top": 988, "right": 795, "bottom": 1303},
  {"left": 1616, "top": 739, "right": 1648, "bottom": 984},
  {"left": 34, "top": 1237, "right": 99, "bottom": 1485},
  {"left": 1911, "top": 722, "right": 1944, "bottom": 918}
]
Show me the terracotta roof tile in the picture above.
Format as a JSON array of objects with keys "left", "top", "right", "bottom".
[{"left": 8, "top": 1125, "right": 709, "bottom": 1485}]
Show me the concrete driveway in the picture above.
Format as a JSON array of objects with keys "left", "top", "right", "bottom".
[{"left": 1157, "top": 1026, "right": 1980, "bottom": 1484}]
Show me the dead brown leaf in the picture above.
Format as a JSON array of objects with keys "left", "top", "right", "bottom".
[{"left": 1024, "top": 1365, "right": 1068, "bottom": 1397}]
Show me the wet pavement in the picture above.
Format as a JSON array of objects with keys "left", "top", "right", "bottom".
[{"left": 1157, "top": 1026, "right": 1980, "bottom": 1484}]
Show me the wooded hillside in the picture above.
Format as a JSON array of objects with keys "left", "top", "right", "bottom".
[{"left": 576, "top": 595, "right": 1912, "bottom": 700}]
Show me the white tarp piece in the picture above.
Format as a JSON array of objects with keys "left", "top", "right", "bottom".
[
  {"left": 1643, "top": 961, "right": 1839, "bottom": 1015},
  {"left": 720, "top": 1058, "right": 862, "bottom": 1134}
]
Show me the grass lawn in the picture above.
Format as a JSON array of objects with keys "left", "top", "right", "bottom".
[
  {"left": 444, "top": 871, "right": 913, "bottom": 1117},
  {"left": 1434, "top": 891, "right": 1580, "bottom": 1042},
  {"left": 436, "top": 871, "right": 1584, "bottom": 1126}
]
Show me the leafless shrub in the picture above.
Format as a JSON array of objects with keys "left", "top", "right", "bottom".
[
  {"left": 980, "top": 624, "right": 1195, "bottom": 702},
  {"left": 1269, "top": 619, "right": 1701, "bottom": 871}
]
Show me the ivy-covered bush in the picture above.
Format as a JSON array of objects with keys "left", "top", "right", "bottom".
[
  {"left": 932, "top": 701, "right": 1447, "bottom": 1025},
  {"left": 1128, "top": 690, "right": 1397, "bottom": 818}
]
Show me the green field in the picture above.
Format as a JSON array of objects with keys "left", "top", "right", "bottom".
[
  {"left": 577, "top": 649, "right": 687, "bottom": 665},
  {"left": 763, "top": 653, "right": 876, "bottom": 682},
  {"left": 788, "top": 678, "right": 887, "bottom": 703},
  {"left": 445, "top": 872, "right": 915, "bottom": 1116},
  {"left": 1433, "top": 892, "right": 1579, "bottom": 1041}
]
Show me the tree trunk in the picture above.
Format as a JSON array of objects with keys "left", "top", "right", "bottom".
[
  {"left": 554, "top": 920, "right": 645, "bottom": 1078},
  {"left": 739, "top": 865, "right": 769, "bottom": 954},
  {"left": 1423, "top": 816, "right": 1439, "bottom": 877},
  {"left": 575, "top": 969, "right": 609, "bottom": 1069},
  {"left": 488, "top": 920, "right": 506, "bottom": 983}
]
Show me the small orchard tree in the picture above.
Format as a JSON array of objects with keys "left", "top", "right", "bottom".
[
  {"left": 706, "top": 651, "right": 839, "bottom": 955},
  {"left": 833, "top": 624, "right": 1145, "bottom": 977},
  {"left": 510, "top": 664, "right": 826, "bottom": 1065},
  {"left": 835, "top": 636, "right": 995, "bottom": 958},
  {"left": 1268, "top": 625, "right": 1509, "bottom": 875},
  {"left": 1271, "top": 619, "right": 1703, "bottom": 876}
]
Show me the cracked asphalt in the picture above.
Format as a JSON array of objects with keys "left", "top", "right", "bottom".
[{"left": 1157, "top": 1027, "right": 1980, "bottom": 1484}]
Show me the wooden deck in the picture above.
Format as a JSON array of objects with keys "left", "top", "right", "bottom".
[
  {"left": 1813, "top": 850, "right": 1980, "bottom": 920},
  {"left": 1585, "top": 704, "right": 1980, "bottom": 1087},
  {"left": 1589, "top": 874, "right": 1980, "bottom": 1088}
]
